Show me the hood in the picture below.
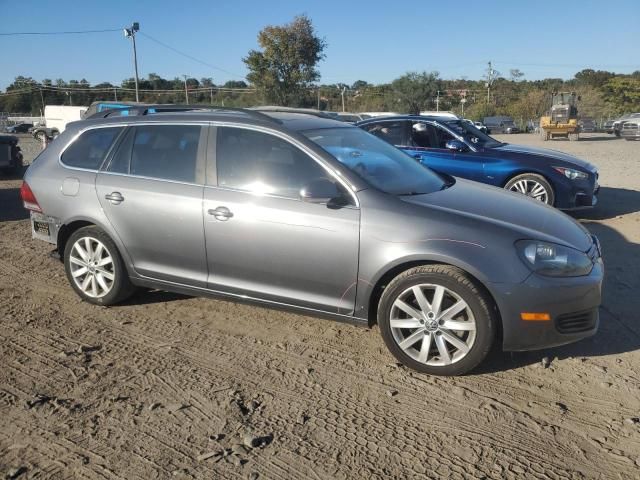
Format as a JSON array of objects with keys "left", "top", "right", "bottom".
[
  {"left": 402, "top": 178, "right": 593, "bottom": 251},
  {"left": 492, "top": 143, "right": 596, "bottom": 173}
]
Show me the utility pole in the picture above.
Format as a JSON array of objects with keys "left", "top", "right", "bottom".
[
  {"left": 317, "top": 87, "right": 320, "bottom": 110},
  {"left": 183, "top": 75, "right": 189, "bottom": 104},
  {"left": 341, "top": 86, "right": 346, "bottom": 112},
  {"left": 39, "top": 88, "right": 45, "bottom": 114},
  {"left": 436, "top": 90, "right": 440, "bottom": 111},
  {"left": 114, "top": 88, "right": 118, "bottom": 101},
  {"left": 486, "top": 61, "right": 494, "bottom": 104},
  {"left": 124, "top": 22, "right": 140, "bottom": 102},
  {"left": 210, "top": 87, "right": 213, "bottom": 105}
]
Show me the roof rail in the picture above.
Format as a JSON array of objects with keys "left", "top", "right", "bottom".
[
  {"left": 86, "top": 104, "right": 280, "bottom": 123},
  {"left": 250, "top": 106, "right": 335, "bottom": 119}
]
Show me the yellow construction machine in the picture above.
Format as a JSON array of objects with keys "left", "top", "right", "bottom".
[{"left": 539, "top": 92, "right": 580, "bottom": 141}]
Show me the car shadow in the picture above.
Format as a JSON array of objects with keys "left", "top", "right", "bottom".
[
  {"left": 577, "top": 135, "right": 620, "bottom": 142},
  {"left": 0, "top": 187, "right": 29, "bottom": 221},
  {"left": 118, "top": 289, "right": 192, "bottom": 306},
  {"left": 568, "top": 187, "right": 640, "bottom": 220},
  {"left": 476, "top": 220, "right": 640, "bottom": 374}
]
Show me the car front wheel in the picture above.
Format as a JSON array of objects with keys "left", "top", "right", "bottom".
[
  {"left": 505, "top": 173, "right": 555, "bottom": 206},
  {"left": 378, "top": 265, "right": 496, "bottom": 376},
  {"left": 64, "top": 226, "right": 135, "bottom": 305}
]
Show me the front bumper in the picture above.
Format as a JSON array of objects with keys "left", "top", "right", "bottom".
[
  {"left": 489, "top": 258, "right": 603, "bottom": 351},
  {"left": 620, "top": 130, "right": 640, "bottom": 139},
  {"left": 555, "top": 171, "right": 599, "bottom": 210}
]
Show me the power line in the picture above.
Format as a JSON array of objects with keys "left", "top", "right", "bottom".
[
  {"left": 0, "top": 83, "right": 257, "bottom": 97},
  {"left": 0, "top": 28, "right": 121, "bottom": 36},
  {"left": 139, "top": 32, "right": 245, "bottom": 80}
]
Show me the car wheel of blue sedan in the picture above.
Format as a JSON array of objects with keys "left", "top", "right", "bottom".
[{"left": 505, "top": 173, "right": 555, "bottom": 206}]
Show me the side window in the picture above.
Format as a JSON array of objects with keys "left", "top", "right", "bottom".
[
  {"left": 362, "top": 122, "right": 406, "bottom": 146},
  {"left": 125, "top": 125, "right": 201, "bottom": 183},
  {"left": 434, "top": 126, "right": 455, "bottom": 149},
  {"left": 410, "top": 122, "right": 438, "bottom": 148},
  {"left": 106, "top": 128, "right": 134, "bottom": 174},
  {"left": 61, "top": 127, "right": 123, "bottom": 169},
  {"left": 216, "top": 127, "right": 330, "bottom": 198}
]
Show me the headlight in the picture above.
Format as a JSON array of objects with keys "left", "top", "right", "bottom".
[
  {"left": 552, "top": 166, "right": 588, "bottom": 180},
  {"left": 515, "top": 240, "right": 593, "bottom": 277}
]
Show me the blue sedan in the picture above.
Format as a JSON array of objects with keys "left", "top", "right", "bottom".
[{"left": 356, "top": 116, "right": 599, "bottom": 209}]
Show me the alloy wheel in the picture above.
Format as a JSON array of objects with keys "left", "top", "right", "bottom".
[
  {"left": 68, "top": 236, "right": 115, "bottom": 298},
  {"left": 389, "top": 284, "right": 476, "bottom": 366},
  {"left": 508, "top": 179, "right": 550, "bottom": 203}
]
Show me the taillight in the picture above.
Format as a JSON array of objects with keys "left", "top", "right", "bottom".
[{"left": 20, "top": 181, "right": 42, "bottom": 212}]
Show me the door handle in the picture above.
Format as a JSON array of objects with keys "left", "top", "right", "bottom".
[
  {"left": 105, "top": 192, "right": 124, "bottom": 204},
  {"left": 412, "top": 154, "right": 423, "bottom": 161},
  {"left": 208, "top": 206, "right": 233, "bottom": 221}
]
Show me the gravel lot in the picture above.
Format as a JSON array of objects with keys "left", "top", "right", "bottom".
[{"left": 1, "top": 132, "right": 639, "bottom": 479}]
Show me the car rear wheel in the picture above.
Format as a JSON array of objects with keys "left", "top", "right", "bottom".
[
  {"left": 378, "top": 265, "right": 496, "bottom": 376},
  {"left": 64, "top": 226, "right": 135, "bottom": 305},
  {"left": 505, "top": 173, "right": 555, "bottom": 206}
]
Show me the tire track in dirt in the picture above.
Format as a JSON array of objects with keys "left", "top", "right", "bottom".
[{"left": 2, "top": 169, "right": 640, "bottom": 479}]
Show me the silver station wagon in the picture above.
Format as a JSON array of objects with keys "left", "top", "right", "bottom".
[{"left": 21, "top": 106, "right": 603, "bottom": 375}]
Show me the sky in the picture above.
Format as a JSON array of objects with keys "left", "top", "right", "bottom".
[{"left": 1, "top": 0, "right": 639, "bottom": 90}]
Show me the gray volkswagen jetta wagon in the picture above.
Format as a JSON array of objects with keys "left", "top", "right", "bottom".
[{"left": 21, "top": 106, "right": 603, "bottom": 375}]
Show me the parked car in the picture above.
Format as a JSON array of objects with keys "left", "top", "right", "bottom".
[
  {"left": 463, "top": 119, "right": 488, "bottom": 133},
  {"left": 357, "top": 115, "right": 599, "bottom": 209},
  {"left": 420, "top": 111, "right": 459, "bottom": 119},
  {"left": 335, "top": 113, "right": 368, "bottom": 123},
  {"left": 4, "top": 123, "right": 33, "bottom": 134},
  {"left": 359, "top": 111, "right": 401, "bottom": 119},
  {"left": 578, "top": 117, "right": 596, "bottom": 133},
  {"left": 21, "top": 107, "right": 603, "bottom": 376},
  {"left": 620, "top": 119, "right": 640, "bottom": 140},
  {"left": 603, "top": 119, "right": 616, "bottom": 134},
  {"left": 483, "top": 116, "right": 520, "bottom": 134},
  {"left": 0, "top": 135, "right": 23, "bottom": 174},
  {"left": 613, "top": 113, "right": 640, "bottom": 137},
  {"left": 32, "top": 105, "right": 87, "bottom": 141}
]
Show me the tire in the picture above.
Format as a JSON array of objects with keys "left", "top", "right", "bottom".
[
  {"left": 378, "top": 265, "right": 496, "bottom": 376},
  {"left": 504, "top": 173, "right": 555, "bottom": 206},
  {"left": 34, "top": 131, "right": 46, "bottom": 142},
  {"left": 64, "top": 226, "right": 135, "bottom": 305}
]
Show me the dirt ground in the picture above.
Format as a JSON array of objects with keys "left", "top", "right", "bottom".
[{"left": 1, "top": 132, "right": 639, "bottom": 479}]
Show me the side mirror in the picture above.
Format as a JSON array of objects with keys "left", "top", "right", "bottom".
[
  {"left": 300, "top": 178, "right": 342, "bottom": 204},
  {"left": 445, "top": 140, "right": 466, "bottom": 152}
]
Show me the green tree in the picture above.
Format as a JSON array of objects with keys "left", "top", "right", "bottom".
[
  {"left": 601, "top": 77, "right": 640, "bottom": 114},
  {"left": 391, "top": 71, "right": 440, "bottom": 114},
  {"left": 223, "top": 80, "right": 248, "bottom": 89},
  {"left": 573, "top": 69, "right": 615, "bottom": 89},
  {"left": 243, "top": 15, "right": 326, "bottom": 106}
]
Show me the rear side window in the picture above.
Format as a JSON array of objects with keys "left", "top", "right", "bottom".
[
  {"left": 61, "top": 127, "right": 122, "bottom": 169},
  {"left": 361, "top": 121, "right": 407, "bottom": 146},
  {"left": 108, "top": 125, "right": 202, "bottom": 183},
  {"left": 216, "top": 127, "right": 330, "bottom": 198}
]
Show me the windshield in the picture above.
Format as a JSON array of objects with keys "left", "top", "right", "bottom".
[
  {"left": 444, "top": 120, "right": 503, "bottom": 148},
  {"left": 302, "top": 127, "right": 446, "bottom": 195}
]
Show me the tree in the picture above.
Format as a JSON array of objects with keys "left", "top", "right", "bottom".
[
  {"left": 351, "top": 80, "right": 369, "bottom": 91},
  {"left": 601, "top": 77, "right": 640, "bottom": 113},
  {"left": 223, "top": 80, "right": 248, "bottom": 89},
  {"left": 243, "top": 15, "right": 326, "bottom": 106},
  {"left": 507, "top": 90, "right": 547, "bottom": 123},
  {"left": 573, "top": 69, "right": 615, "bottom": 89},
  {"left": 391, "top": 71, "right": 440, "bottom": 114},
  {"left": 509, "top": 69, "right": 525, "bottom": 82}
]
